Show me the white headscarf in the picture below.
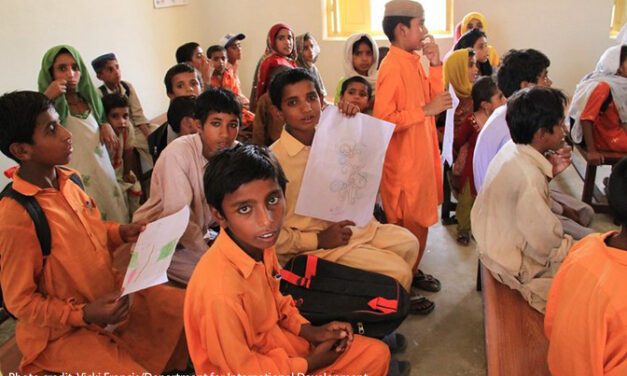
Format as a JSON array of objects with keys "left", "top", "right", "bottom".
[
  {"left": 617, "top": 24, "right": 627, "bottom": 45},
  {"left": 343, "top": 33, "right": 379, "bottom": 90},
  {"left": 569, "top": 44, "right": 627, "bottom": 143}
]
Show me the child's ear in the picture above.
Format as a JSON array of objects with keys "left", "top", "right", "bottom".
[
  {"left": 96, "top": 72, "right": 103, "bottom": 80},
  {"left": 270, "top": 105, "right": 284, "bottom": 122},
  {"left": 167, "top": 92, "right": 175, "bottom": 100},
  {"left": 8, "top": 142, "right": 32, "bottom": 162},
  {"left": 209, "top": 206, "right": 228, "bottom": 229}
]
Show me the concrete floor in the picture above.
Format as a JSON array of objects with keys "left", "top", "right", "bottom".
[
  {"left": 0, "top": 151, "right": 620, "bottom": 375},
  {"left": 394, "top": 153, "right": 619, "bottom": 375}
]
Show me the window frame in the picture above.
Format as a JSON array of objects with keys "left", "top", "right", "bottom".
[
  {"left": 324, "top": 0, "right": 454, "bottom": 39},
  {"left": 610, "top": 0, "right": 626, "bottom": 38}
]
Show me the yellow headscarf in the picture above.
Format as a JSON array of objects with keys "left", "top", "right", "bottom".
[
  {"left": 460, "top": 12, "right": 488, "bottom": 35},
  {"left": 444, "top": 49, "right": 474, "bottom": 98}
]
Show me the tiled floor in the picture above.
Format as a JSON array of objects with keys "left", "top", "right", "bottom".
[{"left": 0, "top": 151, "right": 619, "bottom": 375}]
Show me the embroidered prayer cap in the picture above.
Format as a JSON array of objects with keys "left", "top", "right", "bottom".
[
  {"left": 91, "top": 53, "right": 117, "bottom": 73},
  {"left": 220, "top": 33, "right": 246, "bottom": 48},
  {"left": 384, "top": 0, "right": 424, "bottom": 18}
]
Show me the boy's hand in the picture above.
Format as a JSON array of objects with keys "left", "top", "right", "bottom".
[
  {"left": 99, "top": 123, "right": 119, "bottom": 151},
  {"left": 43, "top": 79, "right": 67, "bottom": 100},
  {"left": 422, "top": 35, "right": 441, "bottom": 66},
  {"left": 123, "top": 171, "right": 137, "bottom": 184},
  {"left": 317, "top": 220, "right": 355, "bottom": 249},
  {"left": 337, "top": 100, "right": 360, "bottom": 117},
  {"left": 306, "top": 339, "right": 346, "bottom": 373},
  {"left": 199, "top": 57, "right": 213, "bottom": 86},
  {"left": 300, "top": 322, "right": 354, "bottom": 346},
  {"left": 119, "top": 221, "right": 147, "bottom": 243},
  {"left": 83, "top": 292, "right": 130, "bottom": 326},
  {"left": 423, "top": 92, "right": 453, "bottom": 116},
  {"left": 548, "top": 145, "right": 572, "bottom": 176}
]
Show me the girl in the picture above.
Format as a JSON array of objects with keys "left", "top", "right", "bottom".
[
  {"left": 444, "top": 48, "right": 479, "bottom": 127},
  {"left": 452, "top": 76, "right": 505, "bottom": 245},
  {"left": 570, "top": 44, "right": 627, "bottom": 164},
  {"left": 295, "top": 32, "right": 328, "bottom": 98},
  {"left": 334, "top": 33, "right": 379, "bottom": 106},
  {"left": 39, "top": 45, "right": 129, "bottom": 223},
  {"left": 454, "top": 28, "right": 493, "bottom": 76},
  {"left": 250, "top": 23, "right": 297, "bottom": 110},
  {"left": 451, "top": 12, "right": 499, "bottom": 68}
]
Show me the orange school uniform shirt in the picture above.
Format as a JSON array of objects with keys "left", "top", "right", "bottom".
[
  {"left": 374, "top": 45, "right": 445, "bottom": 228},
  {"left": 545, "top": 232, "right": 627, "bottom": 376},
  {"left": 0, "top": 167, "right": 186, "bottom": 373},
  {"left": 580, "top": 81, "right": 627, "bottom": 153},
  {"left": 184, "top": 229, "right": 390, "bottom": 375}
]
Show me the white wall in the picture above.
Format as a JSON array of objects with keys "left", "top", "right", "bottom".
[{"left": 0, "top": 0, "right": 619, "bottom": 185}]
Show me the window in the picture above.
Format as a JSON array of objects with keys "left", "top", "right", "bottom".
[
  {"left": 610, "top": 0, "right": 626, "bottom": 38},
  {"left": 325, "top": 0, "right": 452, "bottom": 38}
]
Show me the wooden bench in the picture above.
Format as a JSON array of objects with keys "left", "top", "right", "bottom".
[
  {"left": 571, "top": 144, "right": 625, "bottom": 214},
  {"left": 480, "top": 263, "right": 550, "bottom": 375}
]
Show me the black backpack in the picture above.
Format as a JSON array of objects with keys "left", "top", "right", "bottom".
[
  {"left": 279, "top": 255, "right": 409, "bottom": 338},
  {"left": 0, "top": 172, "right": 84, "bottom": 319}
]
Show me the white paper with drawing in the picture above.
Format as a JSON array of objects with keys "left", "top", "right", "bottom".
[
  {"left": 441, "top": 85, "right": 460, "bottom": 166},
  {"left": 121, "top": 205, "right": 190, "bottom": 296},
  {"left": 295, "top": 106, "right": 395, "bottom": 227}
]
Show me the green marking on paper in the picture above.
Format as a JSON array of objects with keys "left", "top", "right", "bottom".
[
  {"left": 129, "top": 251, "right": 139, "bottom": 268},
  {"left": 158, "top": 240, "right": 177, "bottom": 261}
]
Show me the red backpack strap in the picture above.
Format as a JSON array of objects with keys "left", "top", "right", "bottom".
[
  {"left": 279, "top": 269, "right": 311, "bottom": 288},
  {"left": 305, "top": 255, "right": 318, "bottom": 279},
  {"left": 367, "top": 297, "right": 398, "bottom": 314}
]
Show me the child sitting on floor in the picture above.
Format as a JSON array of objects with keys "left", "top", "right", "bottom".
[
  {"left": 339, "top": 76, "right": 373, "bottom": 114},
  {"left": 334, "top": 33, "right": 379, "bottom": 105},
  {"left": 184, "top": 143, "right": 390, "bottom": 374},
  {"left": 0, "top": 91, "right": 187, "bottom": 374},
  {"left": 134, "top": 88, "right": 240, "bottom": 286},
  {"left": 269, "top": 69, "right": 426, "bottom": 321},
  {"left": 545, "top": 156, "right": 627, "bottom": 375},
  {"left": 471, "top": 86, "right": 574, "bottom": 313},
  {"left": 101, "top": 93, "right": 142, "bottom": 216},
  {"left": 175, "top": 42, "right": 212, "bottom": 89},
  {"left": 295, "top": 32, "right": 328, "bottom": 98}
]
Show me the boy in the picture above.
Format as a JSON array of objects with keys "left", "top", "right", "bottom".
[
  {"left": 149, "top": 63, "right": 203, "bottom": 162},
  {"left": 91, "top": 53, "right": 155, "bottom": 163},
  {"left": 0, "top": 91, "right": 187, "bottom": 373},
  {"left": 374, "top": 0, "right": 453, "bottom": 307},
  {"left": 102, "top": 93, "right": 142, "bottom": 216},
  {"left": 471, "top": 86, "right": 574, "bottom": 313},
  {"left": 207, "top": 44, "right": 255, "bottom": 142},
  {"left": 219, "top": 32, "right": 246, "bottom": 94},
  {"left": 545, "top": 157, "right": 627, "bottom": 375},
  {"left": 206, "top": 45, "right": 240, "bottom": 95},
  {"left": 175, "top": 42, "right": 211, "bottom": 88},
  {"left": 473, "top": 49, "right": 594, "bottom": 240},
  {"left": 184, "top": 144, "right": 390, "bottom": 374},
  {"left": 133, "top": 88, "right": 240, "bottom": 285},
  {"left": 269, "top": 69, "right": 425, "bottom": 314},
  {"left": 340, "top": 75, "right": 372, "bottom": 113},
  {"left": 167, "top": 95, "right": 200, "bottom": 137}
]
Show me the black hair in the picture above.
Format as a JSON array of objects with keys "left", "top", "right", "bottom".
[
  {"left": 340, "top": 76, "right": 372, "bottom": 99},
  {"left": 194, "top": 88, "right": 241, "bottom": 126},
  {"left": 203, "top": 143, "right": 288, "bottom": 216},
  {"left": 0, "top": 91, "right": 54, "bottom": 163},
  {"left": 608, "top": 157, "right": 627, "bottom": 226},
  {"left": 454, "top": 29, "right": 492, "bottom": 75},
  {"left": 497, "top": 49, "right": 551, "bottom": 98},
  {"left": 207, "top": 45, "right": 226, "bottom": 58},
  {"left": 351, "top": 36, "right": 374, "bottom": 55},
  {"left": 101, "top": 93, "right": 129, "bottom": 117},
  {"left": 163, "top": 63, "right": 198, "bottom": 94},
  {"left": 471, "top": 76, "right": 498, "bottom": 112},
  {"left": 175, "top": 42, "right": 200, "bottom": 63},
  {"left": 269, "top": 68, "right": 321, "bottom": 109},
  {"left": 167, "top": 95, "right": 196, "bottom": 133},
  {"left": 505, "top": 86, "right": 566, "bottom": 145},
  {"left": 621, "top": 45, "right": 627, "bottom": 66},
  {"left": 382, "top": 16, "right": 413, "bottom": 42}
]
